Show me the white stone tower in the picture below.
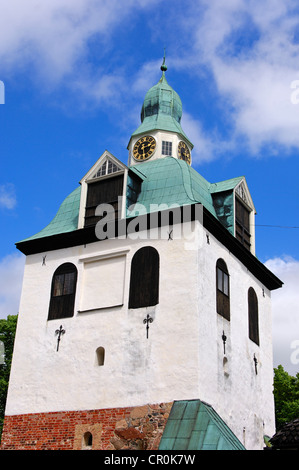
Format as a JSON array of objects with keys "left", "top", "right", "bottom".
[{"left": 1, "top": 57, "right": 282, "bottom": 451}]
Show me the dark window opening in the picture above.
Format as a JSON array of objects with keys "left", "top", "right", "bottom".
[
  {"left": 235, "top": 197, "right": 251, "bottom": 250},
  {"left": 248, "top": 287, "right": 259, "bottom": 345},
  {"left": 84, "top": 174, "right": 124, "bottom": 228},
  {"left": 83, "top": 431, "right": 93, "bottom": 449},
  {"left": 96, "top": 347, "right": 105, "bottom": 366},
  {"left": 48, "top": 263, "right": 77, "bottom": 320},
  {"left": 216, "top": 259, "right": 230, "bottom": 321},
  {"left": 129, "top": 246, "right": 159, "bottom": 309}
]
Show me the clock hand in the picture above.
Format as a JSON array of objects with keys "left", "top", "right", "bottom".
[{"left": 139, "top": 142, "right": 151, "bottom": 155}]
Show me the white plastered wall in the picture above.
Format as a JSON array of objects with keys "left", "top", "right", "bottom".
[
  {"left": 5, "top": 220, "right": 275, "bottom": 450},
  {"left": 196, "top": 229, "right": 275, "bottom": 449}
]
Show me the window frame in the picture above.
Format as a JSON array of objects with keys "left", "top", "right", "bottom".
[
  {"left": 235, "top": 196, "right": 251, "bottom": 251},
  {"left": 162, "top": 140, "right": 172, "bottom": 156},
  {"left": 93, "top": 158, "right": 123, "bottom": 178},
  {"left": 84, "top": 173, "right": 124, "bottom": 228},
  {"left": 129, "top": 246, "right": 160, "bottom": 309},
  {"left": 48, "top": 263, "right": 78, "bottom": 320},
  {"left": 248, "top": 287, "right": 259, "bottom": 345},
  {"left": 216, "top": 258, "right": 230, "bottom": 321}
]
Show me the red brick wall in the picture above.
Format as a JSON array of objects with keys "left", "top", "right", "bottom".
[{"left": 0, "top": 402, "right": 172, "bottom": 450}]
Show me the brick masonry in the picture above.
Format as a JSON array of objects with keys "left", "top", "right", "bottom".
[{"left": 0, "top": 402, "right": 173, "bottom": 450}]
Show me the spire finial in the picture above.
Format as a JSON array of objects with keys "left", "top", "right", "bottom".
[{"left": 161, "top": 48, "right": 167, "bottom": 72}]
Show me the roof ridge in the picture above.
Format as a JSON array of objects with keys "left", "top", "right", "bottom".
[{"left": 209, "top": 175, "right": 244, "bottom": 194}]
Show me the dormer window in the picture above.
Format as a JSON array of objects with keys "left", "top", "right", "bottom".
[
  {"left": 94, "top": 159, "right": 121, "bottom": 178},
  {"left": 235, "top": 197, "right": 251, "bottom": 251},
  {"left": 80, "top": 153, "right": 126, "bottom": 229},
  {"left": 234, "top": 180, "right": 255, "bottom": 253},
  {"left": 85, "top": 175, "right": 123, "bottom": 227},
  {"left": 162, "top": 141, "right": 172, "bottom": 156}
]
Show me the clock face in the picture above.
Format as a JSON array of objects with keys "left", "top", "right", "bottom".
[
  {"left": 133, "top": 136, "right": 156, "bottom": 161},
  {"left": 178, "top": 141, "right": 191, "bottom": 165}
]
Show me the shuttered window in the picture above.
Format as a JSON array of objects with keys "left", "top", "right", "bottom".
[
  {"left": 248, "top": 287, "right": 259, "bottom": 345},
  {"left": 84, "top": 174, "right": 124, "bottom": 228},
  {"left": 216, "top": 258, "right": 230, "bottom": 320},
  {"left": 235, "top": 197, "right": 251, "bottom": 250},
  {"left": 48, "top": 263, "right": 77, "bottom": 320},
  {"left": 129, "top": 247, "right": 159, "bottom": 309}
]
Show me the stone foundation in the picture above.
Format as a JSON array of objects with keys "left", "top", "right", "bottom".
[{"left": 0, "top": 402, "right": 172, "bottom": 450}]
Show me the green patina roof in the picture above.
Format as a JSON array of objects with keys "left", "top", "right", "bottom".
[
  {"left": 18, "top": 186, "right": 81, "bottom": 243},
  {"left": 127, "top": 157, "right": 217, "bottom": 217},
  {"left": 17, "top": 157, "right": 247, "bottom": 246},
  {"left": 210, "top": 176, "right": 244, "bottom": 194},
  {"left": 131, "top": 69, "right": 193, "bottom": 148},
  {"left": 17, "top": 158, "right": 244, "bottom": 243},
  {"left": 159, "top": 399, "right": 245, "bottom": 450}
]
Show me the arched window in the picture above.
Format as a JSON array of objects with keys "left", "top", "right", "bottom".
[
  {"left": 48, "top": 263, "right": 77, "bottom": 320},
  {"left": 96, "top": 347, "right": 105, "bottom": 366},
  {"left": 248, "top": 287, "right": 259, "bottom": 345},
  {"left": 216, "top": 259, "right": 230, "bottom": 320},
  {"left": 129, "top": 246, "right": 159, "bottom": 309},
  {"left": 82, "top": 431, "right": 93, "bottom": 449}
]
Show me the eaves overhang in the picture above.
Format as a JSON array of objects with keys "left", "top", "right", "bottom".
[{"left": 16, "top": 203, "right": 283, "bottom": 291}]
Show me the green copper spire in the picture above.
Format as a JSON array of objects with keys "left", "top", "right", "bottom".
[{"left": 131, "top": 54, "right": 193, "bottom": 148}]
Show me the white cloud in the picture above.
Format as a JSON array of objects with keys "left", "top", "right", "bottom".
[
  {"left": 190, "top": 0, "right": 299, "bottom": 154},
  {"left": 181, "top": 112, "right": 235, "bottom": 164},
  {"left": 0, "top": 183, "right": 16, "bottom": 210},
  {"left": 0, "top": 0, "right": 158, "bottom": 83},
  {"left": 2, "top": 0, "right": 299, "bottom": 155},
  {"left": 265, "top": 256, "right": 299, "bottom": 376},
  {"left": 0, "top": 253, "right": 25, "bottom": 319}
]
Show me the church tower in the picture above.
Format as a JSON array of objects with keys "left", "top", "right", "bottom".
[
  {"left": 1, "top": 57, "right": 282, "bottom": 451},
  {"left": 127, "top": 56, "right": 193, "bottom": 167}
]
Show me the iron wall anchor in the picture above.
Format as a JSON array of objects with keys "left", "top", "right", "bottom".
[
  {"left": 143, "top": 314, "right": 153, "bottom": 339},
  {"left": 55, "top": 325, "right": 65, "bottom": 351}
]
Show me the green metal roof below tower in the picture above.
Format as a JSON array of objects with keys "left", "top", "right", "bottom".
[
  {"left": 127, "top": 157, "right": 217, "bottom": 217},
  {"left": 17, "top": 186, "right": 81, "bottom": 243},
  {"left": 159, "top": 399, "right": 245, "bottom": 450},
  {"left": 17, "top": 157, "right": 247, "bottom": 243}
]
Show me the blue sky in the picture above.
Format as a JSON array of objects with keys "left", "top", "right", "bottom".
[{"left": 0, "top": 0, "right": 299, "bottom": 374}]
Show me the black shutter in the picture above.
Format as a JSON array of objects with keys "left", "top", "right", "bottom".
[
  {"left": 216, "top": 258, "right": 230, "bottom": 320},
  {"left": 129, "top": 247, "right": 159, "bottom": 309},
  {"left": 85, "top": 175, "right": 124, "bottom": 227},
  {"left": 248, "top": 287, "right": 259, "bottom": 345},
  {"left": 48, "top": 263, "right": 77, "bottom": 320},
  {"left": 235, "top": 198, "right": 251, "bottom": 250}
]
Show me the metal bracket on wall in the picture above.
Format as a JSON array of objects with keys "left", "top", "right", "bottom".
[
  {"left": 253, "top": 354, "right": 258, "bottom": 374},
  {"left": 143, "top": 314, "right": 153, "bottom": 339},
  {"left": 55, "top": 325, "right": 65, "bottom": 351},
  {"left": 222, "top": 331, "right": 227, "bottom": 355}
]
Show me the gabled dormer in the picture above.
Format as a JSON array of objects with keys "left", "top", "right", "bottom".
[
  {"left": 78, "top": 151, "right": 128, "bottom": 229},
  {"left": 210, "top": 176, "right": 256, "bottom": 255}
]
